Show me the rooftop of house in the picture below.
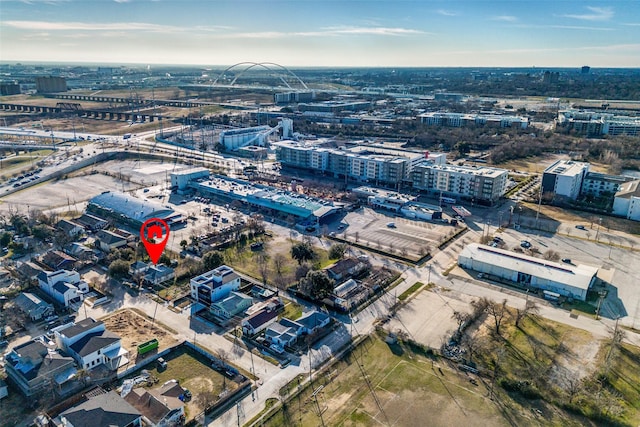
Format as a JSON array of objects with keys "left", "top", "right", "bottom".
[
  {"left": 57, "top": 318, "right": 103, "bottom": 339},
  {"left": 60, "top": 391, "right": 141, "bottom": 427}
]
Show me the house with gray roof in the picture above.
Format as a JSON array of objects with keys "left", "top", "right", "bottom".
[
  {"left": 56, "top": 219, "right": 85, "bottom": 237},
  {"left": 55, "top": 318, "right": 127, "bottom": 371},
  {"left": 4, "top": 339, "right": 78, "bottom": 397},
  {"left": 14, "top": 292, "right": 54, "bottom": 321},
  {"left": 58, "top": 391, "right": 142, "bottom": 427},
  {"left": 95, "top": 229, "right": 128, "bottom": 252}
]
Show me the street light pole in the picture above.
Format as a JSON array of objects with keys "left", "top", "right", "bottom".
[{"left": 596, "top": 217, "right": 602, "bottom": 241}]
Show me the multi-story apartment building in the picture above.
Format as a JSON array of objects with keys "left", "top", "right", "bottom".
[
  {"left": 273, "top": 141, "right": 427, "bottom": 186},
  {"left": 581, "top": 172, "right": 635, "bottom": 198},
  {"left": 418, "top": 112, "right": 529, "bottom": 129},
  {"left": 542, "top": 160, "right": 590, "bottom": 200},
  {"left": 558, "top": 110, "right": 640, "bottom": 136},
  {"left": 411, "top": 163, "right": 508, "bottom": 204}
]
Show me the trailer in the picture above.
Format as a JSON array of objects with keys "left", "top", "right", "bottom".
[{"left": 137, "top": 338, "right": 159, "bottom": 355}]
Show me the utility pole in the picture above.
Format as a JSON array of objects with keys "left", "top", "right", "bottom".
[
  {"left": 311, "top": 385, "right": 327, "bottom": 427},
  {"left": 595, "top": 217, "right": 602, "bottom": 241}
]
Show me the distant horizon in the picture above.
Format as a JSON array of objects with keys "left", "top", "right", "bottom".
[
  {"left": 1, "top": 0, "right": 639, "bottom": 68},
  {"left": 3, "top": 60, "right": 638, "bottom": 71}
]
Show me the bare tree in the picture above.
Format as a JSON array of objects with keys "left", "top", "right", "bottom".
[
  {"left": 215, "top": 349, "right": 231, "bottom": 389},
  {"left": 486, "top": 299, "right": 509, "bottom": 336},
  {"left": 452, "top": 311, "right": 471, "bottom": 333},
  {"left": 542, "top": 250, "right": 560, "bottom": 261},
  {"left": 564, "top": 372, "right": 584, "bottom": 404},
  {"left": 460, "top": 332, "right": 483, "bottom": 363},
  {"left": 272, "top": 253, "right": 286, "bottom": 276},
  {"left": 514, "top": 300, "right": 539, "bottom": 328}
]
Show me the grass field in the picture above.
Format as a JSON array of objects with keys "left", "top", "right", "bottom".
[
  {"left": 260, "top": 335, "right": 538, "bottom": 427},
  {"left": 259, "top": 309, "right": 640, "bottom": 427},
  {"left": 141, "top": 346, "right": 238, "bottom": 422}
]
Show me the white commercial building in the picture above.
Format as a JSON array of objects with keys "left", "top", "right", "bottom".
[
  {"left": 458, "top": 243, "right": 598, "bottom": 301},
  {"left": 612, "top": 179, "right": 640, "bottom": 221},
  {"left": 170, "top": 167, "right": 210, "bottom": 191},
  {"left": 541, "top": 160, "right": 590, "bottom": 200}
]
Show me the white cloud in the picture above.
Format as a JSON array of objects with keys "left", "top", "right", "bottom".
[
  {"left": 2, "top": 20, "right": 230, "bottom": 33},
  {"left": 563, "top": 6, "right": 614, "bottom": 21},
  {"left": 228, "top": 26, "right": 426, "bottom": 39},
  {"left": 437, "top": 9, "right": 456, "bottom": 17},
  {"left": 492, "top": 15, "right": 518, "bottom": 22}
]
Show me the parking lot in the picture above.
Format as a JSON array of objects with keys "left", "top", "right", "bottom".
[
  {"left": 337, "top": 207, "right": 458, "bottom": 260},
  {"left": 490, "top": 227, "right": 640, "bottom": 329}
]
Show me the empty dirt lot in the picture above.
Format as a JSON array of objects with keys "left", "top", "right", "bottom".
[{"left": 100, "top": 308, "right": 179, "bottom": 362}]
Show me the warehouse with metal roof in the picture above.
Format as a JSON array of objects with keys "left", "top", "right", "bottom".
[
  {"left": 87, "top": 191, "right": 175, "bottom": 227},
  {"left": 458, "top": 243, "right": 598, "bottom": 301}
]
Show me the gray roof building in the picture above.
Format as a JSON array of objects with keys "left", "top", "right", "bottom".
[
  {"left": 88, "top": 191, "right": 174, "bottom": 225},
  {"left": 59, "top": 391, "right": 142, "bottom": 427}
]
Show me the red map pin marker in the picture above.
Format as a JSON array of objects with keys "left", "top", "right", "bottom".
[{"left": 140, "top": 218, "right": 170, "bottom": 264}]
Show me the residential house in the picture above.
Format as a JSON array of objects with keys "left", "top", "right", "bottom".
[
  {"left": 4, "top": 339, "right": 78, "bottom": 397},
  {"left": 17, "top": 261, "right": 46, "bottom": 283},
  {"left": 130, "top": 261, "right": 148, "bottom": 276},
  {"left": 245, "top": 296, "right": 282, "bottom": 317},
  {"left": 38, "top": 270, "right": 89, "bottom": 308},
  {"left": 57, "top": 219, "right": 85, "bottom": 238},
  {"left": 210, "top": 292, "right": 253, "bottom": 319},
  {"left": 325, "top": 258, "right": 366, "bottom": 282},
  {"left": 64, "top": 243, "right": 95, "bottom": 261},
  {"left": 242, "top": 308, "right": 279, "bottom": 336},
  {"left": 58, "top": 391, "right": 142, "bottom": 427},
  {"left": 95, "top": 230, "right": 128, "bottom": 253},
  {"left": 297, "top": 311, "right": 331, "bottom": 335},
  {"left": 264, "top": 311, "right": 331, "bottom": 349},
  {"left": 75, "top": 213, "right": 109, "bottom": 232},
  {"left": 143, "top": 264, "right": 175, "bottom": 286},
  {"left": 264, "top": 322, "right": 298, "bottom": 348},
  {"left": 55, "top": 318, "right": 127, "bottom": 371},
  {"left": 124, "top": 381, "right": 186, "bottom": 427},
  {"left": 332, "top": 279, "right": 371, "bottom": 311},
  {"left": 14, "top": 292, "right": 54, "bottom": 321},
  {"left": 41, "top": 250, "right": 77, "bottom": 271},
  {"left": 190, "top": 265, "right": 241, "bottom": 305}
]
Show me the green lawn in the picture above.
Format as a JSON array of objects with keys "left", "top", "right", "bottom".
[{"left": 397, "top": 281, "right": 423, "bottom": 301}]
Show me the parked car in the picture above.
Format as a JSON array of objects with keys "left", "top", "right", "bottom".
[
  {"left": 157, "top": 357, "right": 167, "bottom": 370},
  {"left": 575, "top": 225, "right": 586, "bottom": 230},
  {"left": 386, "top": 222, "right": 396, "bottom": 228},
  {"left": 561, "top": 258, "right": 572, "bottom": 264},
  {"left": 520, "top": 240, "right": 532, "bottom": 248}
]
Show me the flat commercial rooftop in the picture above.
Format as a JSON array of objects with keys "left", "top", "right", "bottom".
[{"left": 459, "top": 243, "right": 598, "bottom": 291}]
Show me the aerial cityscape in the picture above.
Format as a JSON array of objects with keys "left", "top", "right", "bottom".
[{"left": 1, "top": 1, "right": 640, "bottom": 427}]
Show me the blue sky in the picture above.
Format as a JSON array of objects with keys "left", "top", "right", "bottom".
[{"left": 1, "top": 0, "right": 639, "bottom": 67}]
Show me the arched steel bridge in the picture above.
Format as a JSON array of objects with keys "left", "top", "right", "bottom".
[{"left": 212, "top": 62, "right": 309, "bottom": 90}]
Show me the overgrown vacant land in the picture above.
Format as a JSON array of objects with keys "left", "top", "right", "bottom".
[{"left": 256, "top": 309, "right": 640, "bottom": 427}]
